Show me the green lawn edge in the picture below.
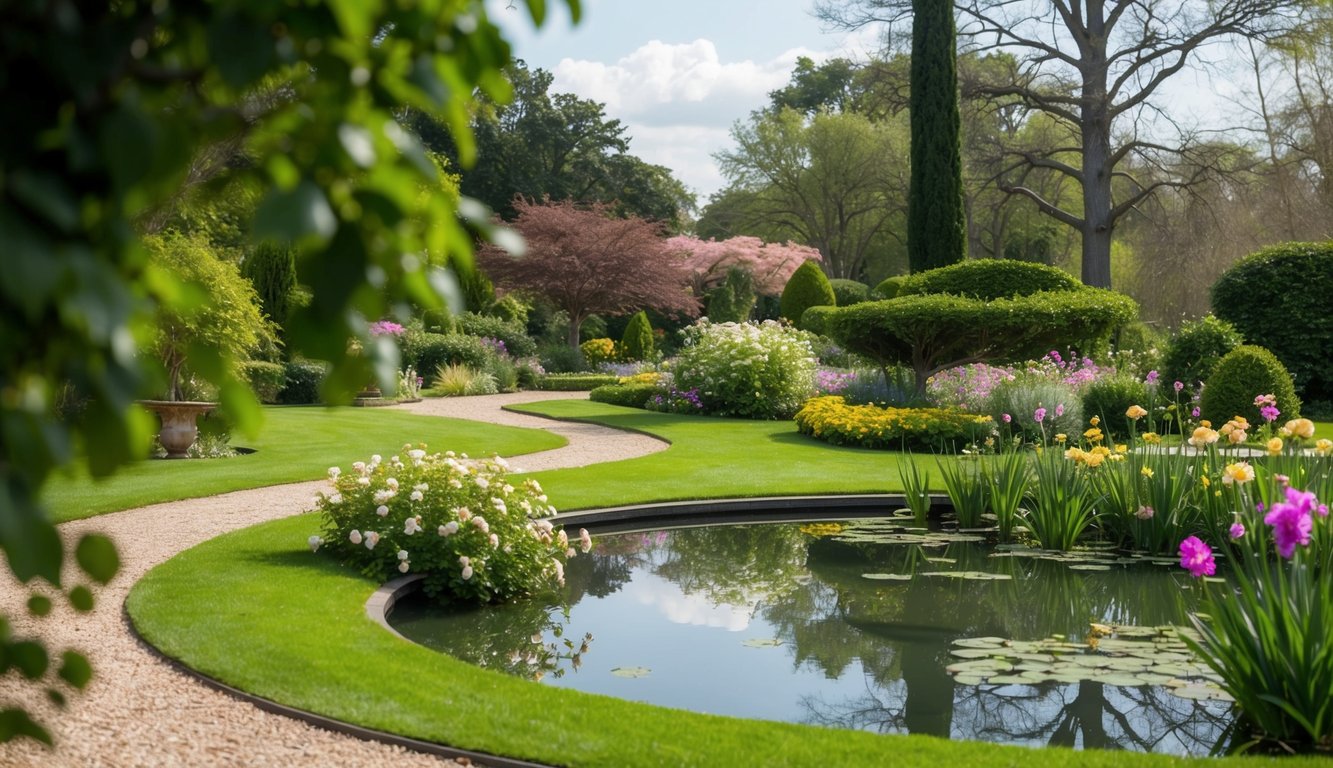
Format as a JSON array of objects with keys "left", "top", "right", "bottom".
[
  {"left": 44, "top": 406, "right": 566, "bottom": 523},
  {"left": 126, "top": 400, "right": 1329, "bottom": 766}
]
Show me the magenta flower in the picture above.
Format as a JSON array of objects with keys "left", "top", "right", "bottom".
[
  {"left": 1173, "top": 380, "right": 1184, "bottom": 392},
  {"left": 1260, "top": 405, "right": 1280, "bottom": 423},
  {"left": 1146, "top": 370, "right": 1160, "bottom": 385},
  {"left": 1191, "top": 407, "right": 1201, "bottom": 419},
  {"left": 1229, "top": 522, "right": 1245, "bottom": 540},
  {"left": 1002, "top": 413, "right": 1012, "bottom": 424},
  {"left": 1264, "top": 486, "right": 1317, "bottom": 558},
  {"left": 1034, "top": 407, "right": 1047, "bottom": 424},
  {"left": 1055, "top": 403, "right": 1065, "bottom": 417},
  {"left": 1178, "top": 536, "right": 1216, "bottom": 578}
]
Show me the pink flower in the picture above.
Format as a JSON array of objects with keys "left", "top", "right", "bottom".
[
  {"left": 1135, "top": 505, "right": 1155, "bottom": 520},
  {"left": 1034, "top": 407, "right": 1047, "bottom": 424},
  {"left": 1264, "top": 486, "right": 1318, "bottom": 558},
  {"left": 1174, "top": 380, "right": 1184, "bottom": 393},
  {"left": 1055, "top": 403, "right": 1065, "bottom": 418},
  {"left": 1002, "top": 413, "right": 1012, "bottom": 424},
  {"left": 1146, "top": 370, "right": 1160, "bottom": 385},
  {"left": 1191, "top": 407, "right": 1201, "bottom": 419},
  {"left": 1229, "top": 522, "right": 1245, "bottom": 540},
  {"left": 1260, "top": 405, "right": 1280, "bottom": 423},
  {"left": 1178, "top": 536, "right": 1216, "bottom": 577}
]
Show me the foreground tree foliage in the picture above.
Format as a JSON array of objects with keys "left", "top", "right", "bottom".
[
  {"left": 0, "top": 0, "right": 578, "bottom": 745},
  {"left": 477, "top": 200, "right": 699, "bottom": 348}
]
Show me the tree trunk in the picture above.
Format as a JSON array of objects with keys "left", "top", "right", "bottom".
[
  {"left": 1080, "top": 38, "right": 1114, "bottom": 289},
  {"left": 567, "top": 313, "right": 584, "bottom": 349}
]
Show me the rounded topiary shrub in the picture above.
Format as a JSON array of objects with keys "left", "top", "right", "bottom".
[
  {"left": 800, "top": 305, "right": 838, "bottom": 336},
  {"left": 1161, "top": 315, "right": 1243, "bottom": 390},
  {"left": 875, "top": 275, "right": 908, "bottom": 299},
  {"left": 780, "top": 260, "right": 836, "bottom": 327},
  {"left": 1200, "top": 345, "right": 1300, "bottom": 426},
  {"left": 828, "top": 278, "right": 872, "bottom": 307},
  {"left": 1080, "top": 374, "right": 1149, "bottom": 441},
  {"left": 674, "top": 320, "right": 817, "bottom": 419},
  {"left": 898, "top": 259, "right": 1080, "bottom": 300},
  {"left": 1211, "top": 242, "right": 1333, "bottom": 404},
  {"left": 620, "top": 311, "right": 655, "bottom": 361}
]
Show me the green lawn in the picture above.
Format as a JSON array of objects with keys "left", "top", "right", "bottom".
[
  {"left": 127, "top": 400, "right": 1331, "bottom": 767},
  {"left": 44, "top": 406, "right": 565, "bottom": 523}
]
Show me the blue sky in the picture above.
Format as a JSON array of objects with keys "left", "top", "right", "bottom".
[{"left": 488, "top": 0, "right": 874, "bottom": 201}]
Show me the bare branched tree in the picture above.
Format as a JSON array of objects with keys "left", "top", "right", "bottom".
[{"left": 816, "top": 0, "right": 1308, "bottom": 287}]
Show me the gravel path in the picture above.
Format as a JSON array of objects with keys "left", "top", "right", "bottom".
[{"left": 0, "top": 392, "right": 662, "bottom": 768}]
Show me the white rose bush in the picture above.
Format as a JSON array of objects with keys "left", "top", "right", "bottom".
[
  {"left": 673, "top": 319, "right": 818, "bottom": 419},
  {"left": 312, "top": 445, "right": 586, "bottom": 604}
]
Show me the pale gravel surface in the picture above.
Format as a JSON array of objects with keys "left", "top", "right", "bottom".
[{"left": 0, "top": 392, "right": 663, "bottom": 768}]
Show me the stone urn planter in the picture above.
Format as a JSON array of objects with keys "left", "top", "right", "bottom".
[{"left": 138, "top": 400, "right": 218, "bottom": 459}]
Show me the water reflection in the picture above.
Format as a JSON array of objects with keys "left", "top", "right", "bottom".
[{"left": 389, "top": 519, "right": 1236, "bottom": 755}]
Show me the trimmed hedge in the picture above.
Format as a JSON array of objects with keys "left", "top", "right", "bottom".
[
  {"left": 456, "top": 312, "right": 536, "bottom": 358},
  {"left": 411, "top": 333, "right": 491, "bottom": 375},
  {"left": 780, "top": 260, "right": 836, "bottom": 327},
  {"left": 278, "top": 360, "right": 328, "bottom": 405},
  {"left": 825, "top": 289, "right": 1139, "bottom": 393},
  {"left": 620, "top": 311, "right": 655, "bottom": 361},
  {"left": 828, "top": 278, "right": 872, "bottom": 307},
  {"left": 1200, "top": 345, "right": 1300, "bottom": 425},
  {"left": 588, "top": 383, "right": 662, "bottom": 409},
  {"left": 898, "top": 259, "right": 1080, "bottom": 300},
  {"left": 800, "top": 305, "right": 838, "bottom": 336},
  {"left": 794, "top": 395, "right": 992, "bottom": 451},
  {"left": 1211, "top": 241, "right": 1333, "bottom": 402},
  {"left": 533, "top": 373, "right": 619, "bottom": 391},
  {"left": 241, "top": 360, "right": 285, "bottom": 404},
  {"left": 1161, "top": 315, "right": 1242, "bottom": 390},
  {"left": 874, "top": 275, "right": 908, "bottom": 299}
]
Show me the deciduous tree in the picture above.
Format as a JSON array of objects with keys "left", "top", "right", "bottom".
[
  {"left": 665, "top": 235, "right": 823, "bottom": 297},
  {"left": 478, "top": 200, "right": 698, "bottom": 347}
]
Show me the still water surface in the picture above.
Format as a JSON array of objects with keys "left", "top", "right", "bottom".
[{"left": 390, "top": 517, "right": 1234, "bottom": 754}]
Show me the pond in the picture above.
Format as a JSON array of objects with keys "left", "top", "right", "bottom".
[{"left": 389, "top": 513, "right": 1237, "bottom": 755}]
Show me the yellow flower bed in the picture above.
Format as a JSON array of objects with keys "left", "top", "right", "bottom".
[{"left": 794, "top": 396, "right": 993, "bottom": 451}]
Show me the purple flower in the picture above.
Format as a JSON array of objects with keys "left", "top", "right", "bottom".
[
  {"left": 1146, "top": 370, "right": 1160, "bottom": 385},
  {"left": 1191, "top": 407, "right": 1201, "bottom": 419},
  {"left": 1264, "top": 486, "right": 1318, "bottom": 558},
  {"left": 1174, "top": 380, "right": 1185, "bottom": 393},
  {"left": 369, "top": 320, "right": 405, "bottom": 337},
  {"left": 1229, "top": 522, "right": 1245, "bottom": 540},
  {"left": 1034, "top": 407, "right": 1047, "bottom": 424},
  {"left": 1178, "top": 536, "right": 1216, "bottom": 578},
  {"left": 1260, "top": 405, "right": 1280, "bottom": 423}
]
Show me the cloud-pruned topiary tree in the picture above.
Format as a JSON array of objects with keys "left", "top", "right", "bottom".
[
  {"left": 825, "top": 261, "right": 1137, "bottom": 394},
  {"left": 780, "top": 260, "right": 837, "bottom": 328}
]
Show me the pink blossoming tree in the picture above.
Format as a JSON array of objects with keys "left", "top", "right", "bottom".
[{"left": 665, "top": 235, "right": 822, "bottom": 297}]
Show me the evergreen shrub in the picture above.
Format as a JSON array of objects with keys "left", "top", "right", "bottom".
[
  {"left": 780, "top": 260, "right": 836, "bottom": 327},
  {"left": 242, "top": 361, "right": 286, "bottom": 404},
  {"left": 1211, "top": 242, "right": 1333, "bottom": 403},
  {"left": 1080, "top": 374, "right": 1149, "bottom": 441},
  {"left": 456, "top": 312, "right": 536, "bottom": 357},
  {"left": 278, "top": 360, "right": 328, "bottom": 404},
  {"left": 1162, "top": 315, "right": 1243, "bottom": 390},
  {"left": 1201, "top": 345, "right": 1300, "bottom": 425},
  {"left": 620, "top": 311, "right": 655, "bottom": 361},
  {"left": 589, "top": 383, "right": 661, "bottom": 409},
  {"left": 898, "top": 259, "right": 1080, "bottom": 300},
  {"left": 828, "top": 278, "right": 872, "bottom": 307}
]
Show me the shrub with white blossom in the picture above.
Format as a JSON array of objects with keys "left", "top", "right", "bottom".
[
  {"left": 311, "top": 446, "right": 589, "bottom": 604},
  {"left": 673, "top": 319, "right": 817, "bottom": 419}
]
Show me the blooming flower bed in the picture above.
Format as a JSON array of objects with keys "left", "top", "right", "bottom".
[
  {"left": 673, "top": 320, "right": 817, "bottom": 420},
  {"left": 312, "top": 446, "right": 586, "bottom": 604},
  {"left": 794, "top": 395, "right": 993, "bottom": 451}
]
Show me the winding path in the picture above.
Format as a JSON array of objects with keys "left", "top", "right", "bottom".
[{"left": 0, "top": 392, "right": 664, "bottom": 768}]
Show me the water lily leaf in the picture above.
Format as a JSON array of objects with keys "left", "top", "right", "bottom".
[
  {"left": 950, "top": 648, "right": 999, "bottom": 659},
  {"left": 1068, "top": 564, "right": 1112, "bottom": 571},
  {"left": 952, "top": 637, "right": 1008, "bottom": 649},
  {"left": 921, "top": 571, "right": 1013, "bottom": 581},
  {"left": 925, "top": 557, "right": 956, "bottom": 564},
  {"left": 1169, "top": 685, "right": 1221, "bottom": 700},
  {"left": 611, "top": 666, "right": 651, "bottom": 678},
  {"left": 861, "top": 573, "right": 912, "bottom": 581},
  {"left": 1098, "top": 673, "right": 1151, "bottom": 686},
  {"left": 741, "top": 638, "right": 783, "bottom": 649},
  {"left": 986, "top": 675, "right": 1032, "bottom": 685},
  {"left": 951, "top": 674, "right": 986, "bottom": 685}
]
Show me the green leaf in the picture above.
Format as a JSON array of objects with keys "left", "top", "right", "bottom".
[
  {"left": 9, "top": 641, "right": 48, "bottom": 679},
  {"left": 46, "top": 689, "right": 66, "bottom": 708},
  {"left": 58, "top": 651, "right": 92, "bottom": 689},
  {"left": 253, "top": 181, "right": 337, "bottom": 248},
  {"left": 75, "top": 534, "right": 120, "bottom": 585},
  {"left": 26, "top": 596, "right": 51, "bottom": 617},
  {"left": 0, "top": 708, "right": 52, "bottom": 745},
  {"left": 0, "top": 502, "right": 63, "bottom": 583},
  {"left": 68, "top": 586, "right": 94, "bottom": 613},
  {"left": 524, "top": 0, "right": 547, "bottom": 25}
]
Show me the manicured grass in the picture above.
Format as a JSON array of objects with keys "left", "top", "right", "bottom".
[
  {"left": 128, "top": 400, "right": 1332, "bottom": 766},
  {"left": 44, "top": 406, "right": 565, "bottom": 523},
  {"left": 510, "top": 399, "right": 920, "bottom": 509},
  {"left": 129, "top": 514, "right": 1326, "bottom": 768}
]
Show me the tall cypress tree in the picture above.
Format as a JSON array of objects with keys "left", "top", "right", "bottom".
[{"left": 908, "top": 0, "right": 967, "bottom": 273}]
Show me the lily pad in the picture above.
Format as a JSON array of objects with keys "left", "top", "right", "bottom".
[
  {"left": 921, "top": 571, "right": 1013, "bottom": 581},
  {"left": 611, "top": 666, "right": 651, "bottom": 678},
  {"left": 740, "top": 638, "right": 783, "bottom": 649},
  {"left": 952, "top": 637, "right": 1008, "bottom": 649},
  {"left": 861, "top": 573, "right": 913, "bottom": 581},
  {"left": 986, "top": 674, "right": 1033, "bottom": 685},
  {"left": 1068, "top": 564, "right": 1113, "bottom": 571}
]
